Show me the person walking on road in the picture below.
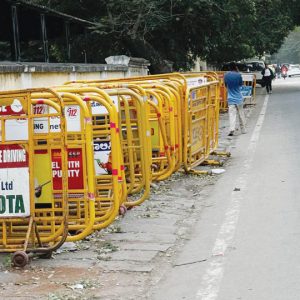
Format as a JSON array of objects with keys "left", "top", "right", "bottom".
[
  {"left": 275, "top": 64, "right": 281, "bottom": 79},
  {"left": 281, "top": 64, "right": 288, "bottom": 79},
  {"left": 224, "top": 62, "right": 246, "bottom": 136},
  {"left": 261, "top": 64, "right": 274, "bottom": 94}
]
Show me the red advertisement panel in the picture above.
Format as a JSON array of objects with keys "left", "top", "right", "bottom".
[
  {"left": 0, "top": 144, "right": 28, "bottom": 168},
  {"left": 51, "top": 148, "right": 84, "bottom": 190}
]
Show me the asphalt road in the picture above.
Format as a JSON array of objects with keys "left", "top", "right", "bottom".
[{"left": 150, "top": 77, "right": 300, "bottom": 300}]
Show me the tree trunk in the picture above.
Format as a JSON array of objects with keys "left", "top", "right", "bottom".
[{"left": 123, "top": 37, "right": 173, "bottom": 74}]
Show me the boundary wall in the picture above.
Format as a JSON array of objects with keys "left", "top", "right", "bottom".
[{"left": 0, "top": 56, "right": 150, "bottom": 91}]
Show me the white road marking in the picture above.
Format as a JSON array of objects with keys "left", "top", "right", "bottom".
[{"left": 196, "top": 95, "right": 270, "bottom": 300}]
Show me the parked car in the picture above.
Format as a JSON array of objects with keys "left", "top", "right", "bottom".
[
  {"left": 287, "top": 64, "right": 300, "bottom": 77},
  {"left": 243, "top": 60, "right": 265, "bottom": 85},
  {"left": 221, "top": 62, "right": 250, "bottom": 72}
]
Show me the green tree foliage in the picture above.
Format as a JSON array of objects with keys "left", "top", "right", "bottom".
[
  {"left": 31, "top": 0, "right": 300, "bottom": 72},
  {"left": 271, "top": 27, "right": 300, "bottom": 64}
]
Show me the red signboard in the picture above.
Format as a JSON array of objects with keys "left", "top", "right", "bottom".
[
  {"left": 51, "top": 148, "right": 84, "bottom": 190},
  {"left": 0, "top": 144, "right": 28, "bottom": 168}
]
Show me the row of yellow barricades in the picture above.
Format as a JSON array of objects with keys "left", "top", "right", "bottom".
[{"left": 0, "top": 72, "right": 226, "bottom": 267}]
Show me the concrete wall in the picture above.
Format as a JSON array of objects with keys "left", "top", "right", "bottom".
[{"left": 0, "top": 56, "right": 150, "bottom": 91}]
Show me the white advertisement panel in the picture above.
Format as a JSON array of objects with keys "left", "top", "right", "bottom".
[
  {"left": 65, "top": 105, "right": 81, "bottom": 132},
  {"left": 93, "top": 141, "right": 112, "bottom": 175},
  {"left": 0, "top": 99, "right": 28, "bottom": 141},
  {"left": 91, "top": 95, "right": 119, "bottom": 115},
  {"left": 186, "top": 77, "right": 207, "bottom": 88},
  {"left": 0, "top": 145, "right": 30, "bottom": 217},
  {"left": 242, "top": 74, "right": 254, "bottom": 82}
]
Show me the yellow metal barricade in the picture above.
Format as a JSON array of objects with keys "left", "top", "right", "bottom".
[
  {"left": 241, "top": 73, "right": 256, "bottom": 105},
  {"left": 119, "top": 79, "right": 183, "bottom": 174},
  {"left": 65, "top": 72, "right": 187, "bottom": 90},
  {"left": 183, "top": 84, "right": 209, "bottom": 173},
  {"left": 206, "top": 82, "right": 220, "bottom": 155},
  {"left": 146, "top": 88, "right": 174, "bottom": 181},
  {"left": 157, "top": 79, "right": 183, "bottom": 171},
  {"left": 130, "top": 80, "right": 182, "bottom": 175},
  {"left": 65, "top": 73, "right": 225, "bottom": 175},
  {"left": 97, "top": 88, "right": 150, "bottom": 207},
  {"left": 138, "top": 77, "right": 185, "bottom": 173},
  {"left": 0, "top": 89, "right": 69, "bottom": 267},
  {"left": 65, "top": 74, "right": 185, "bottom": 176},
  {"left": 107, "top": 81, "right": 178, "bottom": 180},
  {"left": 32, "top": 91, "right": 97, "bottom": 241},
  {"left": 53, "top": 87, "right": 125, "bottom": 231},
  {"left": 0, "top": 72, "right": 229, "bottom": 268},
  {"left": 182, "top": 71, "right": 227, "bottom": 113},
  {"left": 182, "top": 79, "right": 224, "bottom": 172},
  {"left": 59, "top": 85, "right": 151, "bottom": 208},
  {"left": 91, "top": 80, "right": 177, "bottom": 181},
  {"left": 65, "top": 79, "right": 176, "bottom": 183},
  {"left": 106, "top": 88, "right": 150, "bottom": 206},
  {"left": 217, "top": 72, "right": 228, "bottom": 112},
  {"left": 137, "top": 83, "right": 176, "bottom": 180}
]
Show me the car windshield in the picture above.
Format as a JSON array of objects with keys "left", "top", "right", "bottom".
[
  {"left": 221, "top": 63, "right": 250, "bottom": 72},
  {"left": 246, "top": 62, "right": 265, "bottom": 71}
]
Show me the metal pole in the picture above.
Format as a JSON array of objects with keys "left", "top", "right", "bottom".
[
  {"left": 65, "top": 21, "right": 71, "bottom": 62},
  {"left": 84, "top": 27, "right": 88, "bottom": 63},
  {"left": 40, "top": 14, "right": 49, "bottom": 62},
  {"left": 11, "top": 5, "right": 21, "bottom": 61}
]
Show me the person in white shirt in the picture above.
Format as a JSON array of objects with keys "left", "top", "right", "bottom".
[{"left": 261, "top": 64, "right": 274, "bottom": 94}]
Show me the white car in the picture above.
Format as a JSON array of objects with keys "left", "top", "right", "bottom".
[
  {"left": 243, "top": 60, "right": 266, "bottom": 85},
  {"left": 287, "top": 64, "right": 300, "bottom": 77}
]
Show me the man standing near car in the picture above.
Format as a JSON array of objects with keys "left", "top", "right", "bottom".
[
  {"left": 224, "top": 62, "right": 246, "bottom": 136},
  {"left": 261, "top": 64, "right": 274, "bottom": 94}
]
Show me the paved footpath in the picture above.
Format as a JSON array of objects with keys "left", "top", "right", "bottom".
[{"left": 0, "top": 95, "right": 257, "bottom": 300}]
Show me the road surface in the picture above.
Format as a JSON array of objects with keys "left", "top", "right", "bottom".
[{"left": 149, "top": 78, "right": 300, "bottom": 300}]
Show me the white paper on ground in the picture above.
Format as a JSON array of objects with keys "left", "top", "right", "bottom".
[{"left": 212, "top": 169, "right": 226, "bottom": 174}]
